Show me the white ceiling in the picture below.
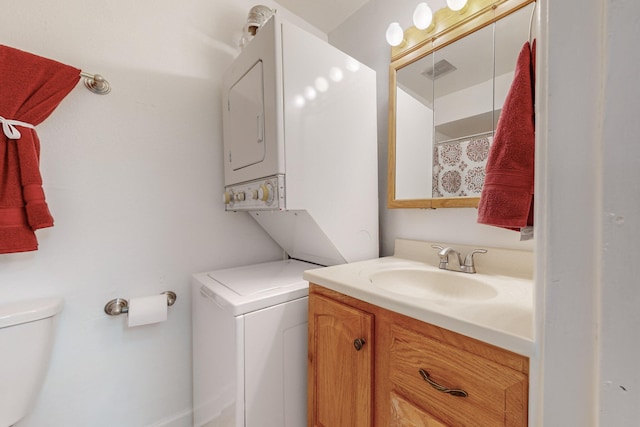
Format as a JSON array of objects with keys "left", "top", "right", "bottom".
[{"left": 273, "top": 0, "right": 371, "bottom": 33}]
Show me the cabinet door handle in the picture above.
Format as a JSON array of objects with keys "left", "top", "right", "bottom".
[
  {"left": 353, "top": 338, "right": 366, "bottom": 351},
  {"left": 418, "top": 368, "right": 468, "bottom": 397}
]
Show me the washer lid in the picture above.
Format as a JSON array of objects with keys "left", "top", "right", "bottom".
[
  {"left": 0, "top": 297, "right": 64, "bottom": 329},
  {"left": 207, "top": 259, "right": 314, "bottom": 296},
  {"left": 195, "top": 259, "right": 320, "bottom": 316}
]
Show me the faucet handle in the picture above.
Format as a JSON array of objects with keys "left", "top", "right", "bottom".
[
  {"left": 431, "top": 245, "right": 449, "bottom": 269},
  {"left": 432, "top": 245, "right": 463, "bottom": 270},
  {"left": 462, "top": 249, "right": 487, "bottom": 273}
]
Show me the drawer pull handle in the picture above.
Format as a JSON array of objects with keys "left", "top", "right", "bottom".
[
  {"left": 353, "top": 338, "right": 366, "bottom": 351},
  {"left": 418, "top": 368, "right": 468, "bottom": 397}
]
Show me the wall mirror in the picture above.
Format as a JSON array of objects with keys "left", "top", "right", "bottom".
[{"left": 388, "top": 0, "right": 535, "bottom": 208}]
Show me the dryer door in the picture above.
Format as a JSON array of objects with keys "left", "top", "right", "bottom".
[{"left": 226, "top": 60, "right": 266, "bottom": 171}]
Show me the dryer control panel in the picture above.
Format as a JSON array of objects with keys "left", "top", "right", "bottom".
[{"left": 224, "top": 175, "right": 285, "bottom": 211}]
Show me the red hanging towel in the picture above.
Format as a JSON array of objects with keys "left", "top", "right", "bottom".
[
  {"left": 0, "top": 45, "right": 80, "bottom": 254},
  {"left": 477, "top": 40, "right": 536, "bottom": 232}
]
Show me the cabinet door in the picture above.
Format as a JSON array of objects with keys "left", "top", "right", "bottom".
[{"left": 308, "top": 294, "right": 373, "bottom": 427}]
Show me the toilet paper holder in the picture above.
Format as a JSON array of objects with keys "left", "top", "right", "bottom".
[{"left": 104, "top": 291, "right": 177, "bottom": 316}]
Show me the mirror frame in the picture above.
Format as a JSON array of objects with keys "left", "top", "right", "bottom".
[{"left": 388, "top": 0, "right": 535, "bottom": 209}]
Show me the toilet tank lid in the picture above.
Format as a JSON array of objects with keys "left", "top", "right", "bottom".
[{"left": 0, "top": 297, "right": 64, "bottom": 329}]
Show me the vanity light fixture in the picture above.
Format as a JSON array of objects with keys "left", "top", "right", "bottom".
[
  {"left": 446, "top": 0, "right": 468, "bottom": 12},
  {"left": 385, "top": 22, "right": 404, "bottom": 46},
  {"left": 386, "top": 1, "right": 473, "bottom": 46}
]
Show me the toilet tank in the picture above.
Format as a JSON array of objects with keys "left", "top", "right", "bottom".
[{"left": 0, "top": 298, "right": 64, "bottom": 427}]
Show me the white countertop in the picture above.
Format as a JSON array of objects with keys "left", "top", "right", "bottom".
[{"left": 303, "top": 239, "right": 535, "bottom": 357}]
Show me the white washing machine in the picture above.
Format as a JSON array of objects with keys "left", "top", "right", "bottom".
[{"left": 192, "top": 259, "right": 320, "bottom": 427}]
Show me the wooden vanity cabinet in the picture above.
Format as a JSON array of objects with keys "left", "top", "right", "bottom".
[{"left": 308, "top": 284, "right": 529, "bottom": 427}]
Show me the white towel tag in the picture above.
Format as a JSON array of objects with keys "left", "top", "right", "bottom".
[
  {"left": 0, "top": 116, "right": 35, "bottom": 139},
  {"left": 520, "top": 226, "right": 534, "bottom": 241}
]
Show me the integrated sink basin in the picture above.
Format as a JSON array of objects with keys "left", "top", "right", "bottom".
[
  {"left": 369, "top": 268, "right": 498, "bottom": 301},
  {"left": 304, "top": 239, "right": 535, "bottom": 354}
]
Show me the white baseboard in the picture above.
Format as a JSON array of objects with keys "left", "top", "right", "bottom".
[{"left": 146, "top": 408, "right": 193, "bottom": 427}]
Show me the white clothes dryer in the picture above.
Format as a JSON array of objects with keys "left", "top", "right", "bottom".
[
  {"left": 192, "top": 259, "right": 320, "bottom": 427},
  {"left": 221, "top": 12, "right": 379, "bottom": 266}
]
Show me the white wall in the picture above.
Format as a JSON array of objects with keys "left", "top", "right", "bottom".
[
  {"left": 598, "top": 0, "right": 640, "bottom": 422},
  {"left": 0, "top": 1, "right": 320, "bottom": 426},
  {"left": 395, "top": 88, "right": 433, "bottom": 200},
  {"left": 434, "top": 72, "right": 513, "bottom": 126},
  {"left": 535, "top": 0, "right": 602, "bottom": 424},
  {"left": 539, "top": 0, "right": 640, "bottom": 425}
]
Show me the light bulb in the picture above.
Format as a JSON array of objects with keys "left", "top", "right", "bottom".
[
  {"left": 385, "top": 22, "right": 404, "bottom": 47},
  {"left": 413, "top": 3, "right": 433, "bottom": 30},
  {"left": 447, "top": 0, "right": 467, "bottom": 11}
]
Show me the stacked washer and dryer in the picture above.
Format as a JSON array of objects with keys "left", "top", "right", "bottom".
[{"left": 192, "top": 11, "right": 378, "bottom": 427}]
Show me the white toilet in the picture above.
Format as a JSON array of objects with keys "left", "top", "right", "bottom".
[{"left": 0, "top": 297, "right": 64, "bottom": 427}]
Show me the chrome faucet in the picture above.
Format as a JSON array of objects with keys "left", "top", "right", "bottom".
[{"left": 431, "top": 245, "right": 487, "bottom": 274}]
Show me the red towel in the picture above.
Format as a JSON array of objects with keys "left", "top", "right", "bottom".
[
  {"left": 0, "top": 45, "right": 80, "bottom": 254},
  {"left": 477, "top": 40, "right": 536, "bottom": 231}
]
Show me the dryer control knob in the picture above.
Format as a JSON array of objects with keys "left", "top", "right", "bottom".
[
  {"left": 223, "top": 191, "right": 233, "bottom": 204},
  {"left": 234, "top": 191, "right": 246, "bottom": 202},
  {"left": 258, "top": 183, "right": 273, "bottom": 203},
  {"left": 251, "top": 189, "right": 259, "bottom": 200}
]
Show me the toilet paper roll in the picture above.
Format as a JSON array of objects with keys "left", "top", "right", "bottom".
[{"left": 127, "top": 294, "right": 168, "bottom": 327}]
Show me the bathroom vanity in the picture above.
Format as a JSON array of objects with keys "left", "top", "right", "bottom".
[{"left": 305, "top": 239, "right": 534, "bottom": 426}]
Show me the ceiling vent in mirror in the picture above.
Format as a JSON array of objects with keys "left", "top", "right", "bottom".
[{"left": 422, "top": 59, "right": 457, "bottom": 80}]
